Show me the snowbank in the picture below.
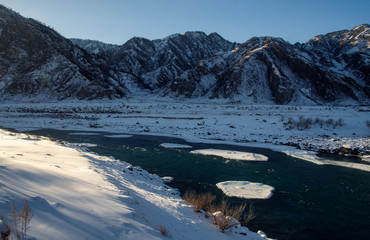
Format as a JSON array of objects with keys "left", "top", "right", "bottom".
[
  {"left": 191, "top": 149, "right": 268, "bottom": 161},
  {"left": 160, "top": 143, "right": 193, "bottom": 149},
  {"left": 0, "top": 129, "right": 270, "bottom": 240},
  {"left": 216, "top": 181, "right": 275, "bottom": 199},
  {"left": 282, "top": 149, "right": 370, "bottom": 172}
]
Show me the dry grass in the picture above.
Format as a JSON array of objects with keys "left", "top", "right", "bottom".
[
  {"left": 182, "top": 191, "right": 255, "bottom": 233},
  {"left": 182, "top": 190, "right": 216, "bottom": 212}
]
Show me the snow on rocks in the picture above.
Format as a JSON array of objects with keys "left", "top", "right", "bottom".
[
  {"left": 191, "top": 149, "right": 268, "bottom": 161},
  {"left": 160, "top": 143, "right": 193, "bottom": 149},
  {"left": 0, "top": 129, "right": 270, "bottom": 240},
  {"left": 216, "top": 181, "right": 275, "bottom": 199}
]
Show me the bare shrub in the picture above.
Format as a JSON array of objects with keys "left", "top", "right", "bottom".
[
  {"left": 182, "top": 191, "right": 255, "bottom": 233},
  {"left": 283, "top": 116, "right": 343, "bottom": 130},
  {"left": 159, "top": 225, "right": 168, "bottom": 236},
  {"left": 326, "top": 118, "right": 334, "bottom": 127},
  {"left": 212, "top": 201, "right": 254, "bottom": 232},
  {"left": 0, "top": 217, "right": 11, "bottom": 240},
  {"left": 9, "top": 199, "right": 33, "bottom": 240},
  {"left": 10, "top": 203, "right": 20, "bottom": 240},
  {"left": 333, "top": 118, "right": 344, "bottom": 129},
  {"left": 182, "top": 191, "right": 216, "bottom": 212}
]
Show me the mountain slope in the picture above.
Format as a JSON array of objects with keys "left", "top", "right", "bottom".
[
  {"left": 0, "top": 5, "right": 127, "bottom": 100},
  {"left": 0, "top": 3, "right": 369, "bottom": 105},
  {"left": 170, "top": 25, "right": 369, "bottom": 104},
  {"left": 73, "top": 32, "right": 238, "bottom": 93}
]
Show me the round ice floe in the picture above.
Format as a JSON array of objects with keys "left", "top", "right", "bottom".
[
  {"left": 162, "top": 176, "right": 174, "bottom": 183},
  {"left": 160, "top": 143, "right": 193, "bottom": 149},
  {"left": 216, "top": 181, "right": 274, "bottom": 199},
  {"left": 191, "top": 149, "right": 268, "bottom": 161}
]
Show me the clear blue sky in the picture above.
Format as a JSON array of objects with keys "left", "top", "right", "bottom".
[{"left": 0, "top": 0, "right": 369, "bottom": 44}]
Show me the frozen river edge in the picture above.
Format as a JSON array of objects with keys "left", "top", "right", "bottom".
[{"left": 0, "top": 100, "right": 369, "bottom": 172}]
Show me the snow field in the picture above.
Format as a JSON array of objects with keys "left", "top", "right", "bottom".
[{"left": 0, "top": 129, "right": 270, "bottom": 240}]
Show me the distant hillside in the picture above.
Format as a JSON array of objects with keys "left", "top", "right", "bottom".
[{"left": 0, "top": 4, "right": 369, "bottom": 104}]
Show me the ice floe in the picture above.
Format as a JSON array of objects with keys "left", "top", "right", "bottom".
[
  {"left": 162, "top": 176, "right": 174, "bottom": 183},
  {"left": 69, "top": 132, "right": 100, "bottom": 136},
  {"left": 216, "top": 181, "right": 274, "bottom": 199},
  {"left": 103, "top": 134, "right": 133, "bottom": 138},
  {"left": 160, "top": 143, "right": 193, "bottom": 149},
  {"left": 191, "top": 149, "right": 268, "bottom": 161},
  {"left": 72, "top": 143, "right": 98, "bottom": 148}
]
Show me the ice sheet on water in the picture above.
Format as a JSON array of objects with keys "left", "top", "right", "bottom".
[
  {"left": 103, "top": 134, "right": 133, "bottom": 138},
  {"left": 160, "top": 143, "right": 193, "bottom": 149},
  {"left": 191, "top": 149, "right": 268, "bottom": 161},
  {"left": 216, "top": 181, "right": 274, "bottom": 199},
  {"left": 69, "top": 132, "right": 100, "bottom": 136}
]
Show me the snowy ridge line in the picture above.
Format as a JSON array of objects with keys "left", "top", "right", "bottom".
[{"left": 0, "top": 128, "right": 271, "bottom": 240}]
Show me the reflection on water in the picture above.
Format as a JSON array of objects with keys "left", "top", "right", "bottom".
[{"left": 26, "top": 129, "right": 370, "bottom": 240}]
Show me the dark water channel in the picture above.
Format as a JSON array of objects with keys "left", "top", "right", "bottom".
[{"left": 25, "top": 129, "right": 370, "bottom": 240}]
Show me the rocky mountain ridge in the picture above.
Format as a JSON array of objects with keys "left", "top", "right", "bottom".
[{"left": 0, "top": 4, "right": 369, "bottom": 104}]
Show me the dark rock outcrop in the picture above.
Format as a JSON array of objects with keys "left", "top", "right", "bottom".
[{"left": 0, "top": 5, "right": 126, "bottom": 100}]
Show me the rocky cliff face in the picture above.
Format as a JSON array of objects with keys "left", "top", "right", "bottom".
[
  {"left": 0, "top": 4, "right": 369, "bottom": 105},
  {"left": 170, "top": 25, "right": 369, "bottom": 104},
  {"left": 0, "top": 5, "right": 126, "bottom": 100},
  {"left": 73, "top": 32, "right": 238, "bottom": 93}
]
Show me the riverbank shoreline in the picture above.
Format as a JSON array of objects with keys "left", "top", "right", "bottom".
[
  {"left": 0, "top": 128, "right": 271, "bottom": 240},
  {"left": 0, "top": 101, "right": 369, "bottom": 171}
]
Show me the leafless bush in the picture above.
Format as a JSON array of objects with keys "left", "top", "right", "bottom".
[
  {"left": 0, "top": 217, "right": 11, "bottom": 240},
  {"left": 182, "top": 191, "right": 216, "bottom": 212},
  {"left": 326, "top": 118, "right": 334, "bottom": 127},
  {"left": 9, "top": 199, "right": 33, "bottom": 240},
  {"left": 212, "top": 201, "right": 255, "bottom": 232},
  {"left": 182, "top": 191, "right": 255, "bottom": 233},
  {"left": 283, "top": 116, "right": 344, "bottom": 130}
]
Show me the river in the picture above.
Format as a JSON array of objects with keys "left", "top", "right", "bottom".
[{"left": 25, "top": 129, "right": 370, "bottom": 240}]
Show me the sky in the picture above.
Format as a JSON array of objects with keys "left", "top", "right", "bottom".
[{"left": 0, "top": 0, "right": 369, "bottom": 45}]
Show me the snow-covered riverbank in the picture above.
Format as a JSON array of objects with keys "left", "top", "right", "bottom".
[
  {"left": 0, "top": 100, "right": 368, "bottom": 168},
  {"left": 0, "top": 129, "right": 270, "bottom": 240}
]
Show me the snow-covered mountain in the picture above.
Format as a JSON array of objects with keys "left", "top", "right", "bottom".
[
  {"left": 72, "top": 31, "right": 238, "bottom": 93},
  {"left": 0, "top": 4, "right": 369, "bottom": 104},
  {"left": 170, "top": 26, "right": 370, "bottom": 104},
  {"left": 0, "top": 5, "right": 127, "bottom": 100}
]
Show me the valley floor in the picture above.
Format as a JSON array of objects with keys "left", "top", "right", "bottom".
[
  {"left": 0, "top": 100, "right": 369, "bottom": 239},
  {"left": 0, "top": 99, "right": 369, "bottom": 167}
]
